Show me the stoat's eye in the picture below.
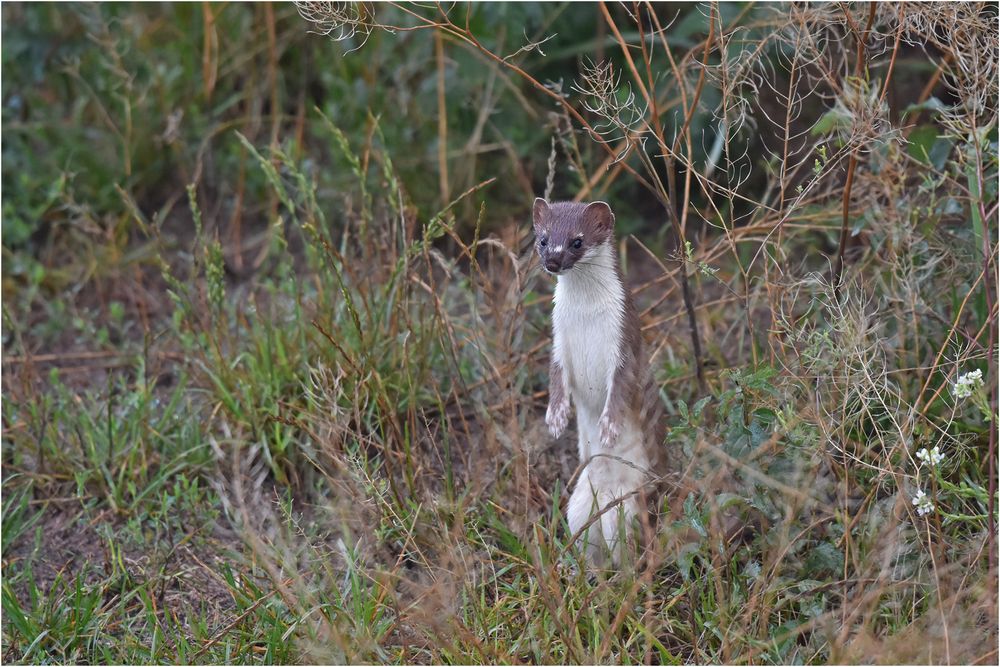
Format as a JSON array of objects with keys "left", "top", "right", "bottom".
[
  {"left": 539, "top": 237, "right": 548, "bottom": 247},
  {"left": 571, "top": 238, "right": 583, "bottom": 249}
]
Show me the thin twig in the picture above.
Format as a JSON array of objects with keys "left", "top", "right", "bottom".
[{"left": 832, "top": 2, "right": 877, "bottom": 298}]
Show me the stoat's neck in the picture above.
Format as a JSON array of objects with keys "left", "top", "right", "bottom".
[{"left": 553, "top": 242, "right": 625, "bottom": 313}]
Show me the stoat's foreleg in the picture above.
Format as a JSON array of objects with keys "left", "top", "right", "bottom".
[
  {"left": 599, "top": 354, "right": 637, "bottom": 449},
  {"left": 546, "top": 357, "right": 571, "bottom": 438}
]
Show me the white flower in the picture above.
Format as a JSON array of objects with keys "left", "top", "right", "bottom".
[
  {"left": 912, "top": 489, "right": 935, "bottom": 517},
  {"left": 952, "top": 369, "right": 984, "bottom": 400},
  {"left": 915, "top": 446, "right": 944, "bottom": 466}
]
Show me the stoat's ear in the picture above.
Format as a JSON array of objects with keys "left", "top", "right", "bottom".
[
  {"left": 583, "top": 201, "right": 615, "bottom": 234},
  {"left": 532, "top": 197, "right": 549, "bottom": 231}
]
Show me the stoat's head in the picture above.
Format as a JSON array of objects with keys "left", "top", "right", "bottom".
[{"left": 531, "top": 198, "right": 615, "bottom": 275}]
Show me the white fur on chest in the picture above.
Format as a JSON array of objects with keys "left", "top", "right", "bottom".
[{"left": 551, "top": 243, "right": 625, "bottom": 413}]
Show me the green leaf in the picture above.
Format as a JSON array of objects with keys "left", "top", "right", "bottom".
[
  {"left": 677, "top": 542, "right": 701, "bottom": 582},
  {"left": 805, "top": 541, "right": 844, "bottom": 576},
  {"left": 714, "top": 492, "right": 746, "bottom": 511},
  {"left": 692, "top": 396, "right": 712, "bottom": 420},
  {"left": 907, "top": 125, "right": 953, "bottom": 170},
  {"left": 902, "top": 96, "right": 948, "bottom": 118},
  {"left": 749, "top": 415, "right": 771, "bottom": 448},
  {"left": 684, "top": 493, "right": 707, "bottom": 537},
  {"left": 907, "top": 125, "right": 938, "bottom": 164},
  {"left": 812, "top": 109, "right": 852, "bottom": 136}
]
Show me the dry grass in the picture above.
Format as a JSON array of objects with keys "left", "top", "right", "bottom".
[{"left": 2, "top": 2, "right": 997, "bottom": 664}]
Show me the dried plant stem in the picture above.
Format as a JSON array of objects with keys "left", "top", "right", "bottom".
[
  {"left": 970, "top": 116, "right": 998, "bottom": 570},
  {"left": 265, "top": 3, "right": 280, "bottom": 150},
  {"left": 666, "top": 2, "right": 716, "bottom": 391},
  {"left": 201, "top": 3, "right": 218, "bottom": 100},
  {"left": 435, "top": 28, "right": 451, "bottom": 204},
  {"left": 833, "top": 156, "right": 859, "bottom": 295},
  {"left": 832, "top": 2, "right": 877, "bottom": 298}
]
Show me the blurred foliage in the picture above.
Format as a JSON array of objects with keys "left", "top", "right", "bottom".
[{"left": 1, "top": 2, "right": 777, "bottom": 268}]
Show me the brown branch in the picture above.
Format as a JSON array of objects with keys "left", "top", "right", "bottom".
[
  {"left": 831, "top": 2, "right": 877, "bottom": 298},
  {"left": 969, "top": 113, "right": 998, "bottom": 571},
  {"left": 434, "top": 28, "right": 450, "bottom": 204}
]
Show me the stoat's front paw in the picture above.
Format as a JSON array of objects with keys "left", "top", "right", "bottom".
[
  {"left": 598, "top": 412, "right": 620, "bottom": 448},
  {"left": 546, "top": 399, "right": 570, "bottom": 438}
]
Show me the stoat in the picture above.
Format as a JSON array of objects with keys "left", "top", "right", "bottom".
[{"left": 533, "top": 197, "right": 665, "bottom": 567}]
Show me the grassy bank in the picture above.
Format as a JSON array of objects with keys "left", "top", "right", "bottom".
[{"left": 2, "top": 3, "right": 997, "bottom": 664}]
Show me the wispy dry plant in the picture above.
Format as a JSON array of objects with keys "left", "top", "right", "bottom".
[
  {"left": 572, "top": 59, "right": 648, "bottom": 162},
  {"left": 295, "top": 1, "right": 374, "bottom": 50}
]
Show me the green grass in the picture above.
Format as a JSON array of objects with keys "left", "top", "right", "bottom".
[{"left": 3, "top": 2, "right": 998, "bottom": 665}]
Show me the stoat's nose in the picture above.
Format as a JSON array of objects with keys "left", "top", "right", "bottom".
[{"left": 544, "top": 254, "right": 564, "bottom": 273}]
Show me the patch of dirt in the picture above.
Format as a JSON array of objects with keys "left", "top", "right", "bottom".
[
  {"left": 3, "top": 507, "right": 107, "bottom": 593},
  {"left": 2, "top": 503, "right": 242, "bottom": 639}
]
